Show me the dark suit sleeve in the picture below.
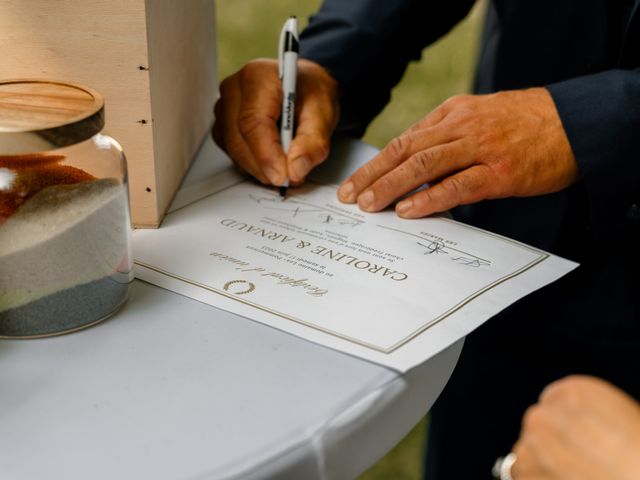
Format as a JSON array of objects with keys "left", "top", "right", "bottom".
[
  {"left": 299, "top": 0, "right": 476, "bottom": 136},
  {"left": 547, "top": 69, "right": 640, "bottom": 239}
]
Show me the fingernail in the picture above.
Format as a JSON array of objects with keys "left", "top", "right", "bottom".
[
  {"left": 338, "top": 181, "right": 355, "bottom": 202},
  {"left": 290, "top": 157, "right": 310, "bottom": 181},
  {"left": 358, "top": 190, "right": 375, "bottom": 211},
  {"left": 396, "top": 200, "right": 413, "bottom": 216},
  {"left": 263, "top": 167, "right": 281, "bottom": 185}
]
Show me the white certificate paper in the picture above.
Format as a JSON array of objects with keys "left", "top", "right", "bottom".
[{"left": 133, "top": 176, "right": 578, "bottom": 372}]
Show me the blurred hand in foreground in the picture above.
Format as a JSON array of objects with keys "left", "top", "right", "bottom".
[
  {"left": 213, "top": 58, "right": 340, "bottom": 186},
  {"left": 337, "top": 88, "right": 579, "bottom": 217},
  {"left": 512, "top": 375, "right": 640, "bottom": 480}
]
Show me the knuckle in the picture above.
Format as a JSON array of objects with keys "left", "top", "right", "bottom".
[
  {"left": 522, "top": 404, "right": 549, "bottom": 433},
  {"left": 546, "top": 377, "right": 587, "bottom": 405},
  {"left": 312, "top": 137, "right": 331, "bottom": 164},
  {"left": 444, "top": 95, "right": 480, "bottom": 122},
  {"left": 411, "top": 149, "right": 436, "bottom": 174},
  {"left": 362, "top": 160, "right": 378, "bottom": 177},
  {"left": 487, "top": 161, "right": 507, "bottom": 183},
  {"left": 457, "top": 94, "right": 478, "bottom": 108},
  {"left": 417, "top": 187, "right": 437, "bottom": 210},
  {"left": 430, "top": 102, "right": 448, "bottom": 118},
  {"left": 444, "top": 94, "right": 471, "bottom": 109},
  {"left": 557, "top": 374, "right": 591, "bottom": 389},
  {"left": 443, "top": 95, "right": 461, "bottom": 109},
  {"left": 376, "top": 174, "right": 395, "bottom": 194},
  {"left": 387, "top": 134, "right": 411, "bottom": 159},
  {"left": 487, "top": 153, "right": 512, "bottom": 176},
  {"left": 213, "top": 98, "right": 225, "bottom": 119},
  {"left": 239, "top": 60, "right": 279, "bottom": 89},
  {"left": 451, "top": 105, "right": 476, "bottom": 123},
  {"left": 442, "top": 175, "right": 464, "bottom": 199},
  {"left": 237, "top": 112, "right": 266, "bottom": 139},
  {"left": 218, "top": 75, "right": 235, "bottom": 94},
  {"left": 238, "top": 62, "right": 259, "bottom": 83}
]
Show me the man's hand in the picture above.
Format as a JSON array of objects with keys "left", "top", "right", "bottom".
[
  {"left": 337, "top": 88, "right": 579, "bottom": 217},
  {"left": 512, "top": 375, "right": 640, "bottom": 480},
  {"left": 212, "top": 58, "right": 340, "bottom": 186}
]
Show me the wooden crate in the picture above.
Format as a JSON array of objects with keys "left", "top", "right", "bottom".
[{"left": 0, "top": 0, "right": 217, "bottom": 227}]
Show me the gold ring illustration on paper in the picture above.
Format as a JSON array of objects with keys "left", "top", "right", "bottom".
[{"left": 223, "top": 280, "right": 256, "bottom": 295}]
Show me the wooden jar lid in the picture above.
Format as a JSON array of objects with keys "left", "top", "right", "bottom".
[{"left": 0, "top": 79, "right": 105, "bottom": 154}]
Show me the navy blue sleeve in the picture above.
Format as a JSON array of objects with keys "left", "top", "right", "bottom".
[
  {"left": 299, "top": 0, "right": 477, "bottom": 136},
  {"left": 547, "top": 69, "right": 640, "bottom": 239}
]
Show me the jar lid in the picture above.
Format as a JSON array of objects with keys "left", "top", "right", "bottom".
[{"left": 0, "top": 79, "right": 105, "bottom": 155}]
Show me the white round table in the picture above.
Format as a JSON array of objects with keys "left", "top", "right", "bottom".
[{"left": 0, "top": 281, "right": 462, "bottom": 479}]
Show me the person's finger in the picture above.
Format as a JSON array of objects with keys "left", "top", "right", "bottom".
[
  {"left": 355, "top": 140, "right": 472, "bottom": 212},
  {"left": 286, "top": 132, "right": 330, "bottom": 183},
  {"left": 338, "top": 124, "right": 455, "bottom": 203},
  {"left": 511, "top": 405, "right": 566, "bottom": 480},
  {"left": 395, "top": 164, "right": 497, "bottom": 218},
  {"left": 286, "top": 102, "right": 335, "bottom": 182},
  {"left": 539, "top": 375, "right": 612, "bottom": 406},
  {"left": 286, "top": 62, "right": 339, "bottom": 183},
  {"left": 539, "top": 375, "right": 640, "bottom": 435},
  {"left": 237, "top": 62, "right": 287, "bottom": 185},
  {"left": 214, "top": 77, "right": 270, "bottom": 184},
  {"left": 511, "top": 441, "right": 546, "bottom": 480}
]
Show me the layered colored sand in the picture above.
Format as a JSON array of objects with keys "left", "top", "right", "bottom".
[
  {"left": 0, "top": 155, "right": 131, "bottom": 337},
  {"left": 0, "top": 154, "right": 94, "bottom": 224}
]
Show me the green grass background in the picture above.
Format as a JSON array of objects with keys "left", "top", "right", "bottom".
[{"left": 216, "top": 2, "right": 484, "bottom": 478}]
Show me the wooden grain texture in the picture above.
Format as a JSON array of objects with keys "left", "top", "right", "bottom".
[
  {"left": 0, "top": 80, "right": 103, "bottom": 131},
  {"left": 145, "top": 0, "right": 217, "bottom": 226},
  {"left": 0, "top": 0, "right": 215, "bottom": 227}
]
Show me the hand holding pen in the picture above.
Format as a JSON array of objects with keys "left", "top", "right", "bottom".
[{"left": 212, "top": 21, "right": 340, "bottom": 191}]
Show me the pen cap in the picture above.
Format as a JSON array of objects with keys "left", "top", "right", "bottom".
[{"left": 278, "top": 16, "right": 299, "bottom": 78}]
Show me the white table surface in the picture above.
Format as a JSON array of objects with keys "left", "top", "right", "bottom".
[{"left": 0, "top": 137, "right": 463, "bottom": 480}]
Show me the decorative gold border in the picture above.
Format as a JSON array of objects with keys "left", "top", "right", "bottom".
[{"left": 135, "top": 248, "right": 547, "bottom": 354}]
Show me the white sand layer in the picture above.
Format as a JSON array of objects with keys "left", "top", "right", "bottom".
[{"left": 0, "top": 179, "right": 130, "bottom": 312}]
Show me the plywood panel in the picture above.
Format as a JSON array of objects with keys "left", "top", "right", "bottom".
[{"left": 145, "top": 0, "right": 217, "bottom": 225}]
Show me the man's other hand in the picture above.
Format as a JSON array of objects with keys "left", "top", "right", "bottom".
[{"left": 337, "top": 88, "right": 579, "bottom": 217}]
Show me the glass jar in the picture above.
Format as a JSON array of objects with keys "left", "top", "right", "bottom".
[{"left": 0, "top": 79, "right": 133, "bottom": 338}]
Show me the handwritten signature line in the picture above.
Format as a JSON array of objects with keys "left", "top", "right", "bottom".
[
  {"left": 376, "top": 225, "right": 492, "bottom": 264},
  {"left": 249, "top": 193, "right": 364, "bottom": 225}
]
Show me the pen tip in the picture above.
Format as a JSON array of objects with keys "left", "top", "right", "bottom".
[{"left": 279, "top": 186, "right": 288, "bottom": 199}]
